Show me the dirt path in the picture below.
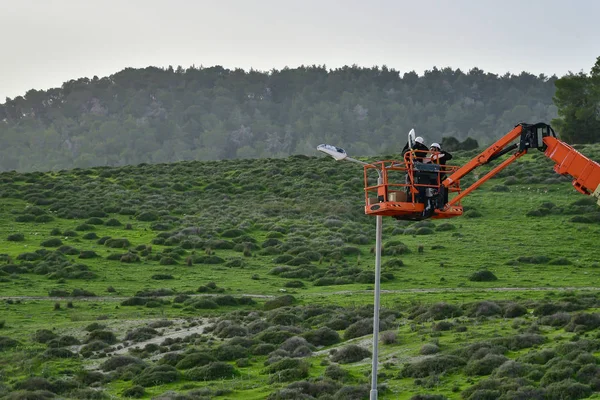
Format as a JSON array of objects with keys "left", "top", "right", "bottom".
[{"left": 2, "top": 286, "right": 599, "bottom": 302}]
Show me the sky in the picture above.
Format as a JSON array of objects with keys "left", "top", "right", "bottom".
[{"left": 0, "top": 0, "right": 598, "bottom": 101}]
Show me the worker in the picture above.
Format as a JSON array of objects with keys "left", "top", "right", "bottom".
[
  {"left": 401, "top": 136, "right": 429, "bottom": 163},
  {"left": 429, "top": 142, "right": 453, "bottom": 204}
]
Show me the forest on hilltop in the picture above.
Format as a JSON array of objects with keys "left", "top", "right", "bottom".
[{"left": 0, "top": 64, "right": 579, "bottom": 172}]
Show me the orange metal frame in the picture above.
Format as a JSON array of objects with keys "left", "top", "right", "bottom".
[
  {"left": 363, "top": 152, "right": 463, "bottom": 220},
  {"left": 362, "top": 122, "right": 600, "bottom": 220}
]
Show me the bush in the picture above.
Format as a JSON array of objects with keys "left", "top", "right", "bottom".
[
  {"left": 264, "top": 358, "right": 310, "bottom": 382},
  {"left": 465, "top": 354, "right": 508, "bottom": 376},
  {"left": 137, "top": 212, "right": 159, "bottom": 222},
  {"left": 504, "top": 303, "right": 528, "bottom": 318},
  {"left": 79, "top": 250, "right": 99, "bottom": 259},
  {"left": 122, "top": 386, "right": 145, "bottom": 398},
  {"left": 75, "top": 224, "right": 95, "bottom": 231},
  {"left": 468, "top": 301, "right": 502, "bottom": 317},
  {"left": 331, "top": 345, "right": 371, "bottom": 364},
  {"left": 402, "top": 355, "right": 465, "bottom": 378},
  {"left": 105, "top": 238, "right": 131, "bottom": 248},
  {"left": 7, "top": 233, "right": 25, "bottom": 241},
  {"left": 176, "top": 352, "right": 216, "bottom": 369},
  {"left": 151, "top": 274, "right": 173, "bottom": 280},
  {"left": 41, "top": 238, "right": 63, "bottom": 247},
  {"left": 544, "top": 379, "right": 591, "bottom": 399},
  {"left": 43, "top": 347, "right": 77, "bottom": 359},
  {"left": 100, "top": 356, "right": 145, "bottom": 372},
  {"left": 344, "top": 319, "right": 375, "bottom": 340},
  {"left": 185, "top": 362, "right": 239, "bottom": 380},
  {"left": 86, "top": 330, "right": 117, "bottom": 344},
  {"left": 125, "top": 327, "right": 158, "bottom": 342},
  {"left": 420, "top": 343, "right": 440, "bottom": 355},
  {"left": 332, "top": 385, "right": 370, "bottom": 400},
  {"left": 284, "top": 280, "right": 305, "bottom": 288},
  {"left": 264, "top": 295, "right": 296, "bottom": 310},
  {"left": 303, "top": 327, "right": 340, "bottom": 347},
  {"left": 133, "top": 364, "right": 178, "bottom": 387},
  {"left": 33, "top": 329, "right": 58, "bottom": 343},
  {"left": 15, "top": 214, "right": 36, "bottom": 222},
  {"left": 469, "top": 270, "right": 498, "bottom": 282},
  {"left": 71, "top": 288, "right": 96, "bottom": 297},
  {"left": 215, "top": 344, "right": 248, "bottom": 361},
  {"left": 105, "top": 218, "right": 122, "bottom": 227}
]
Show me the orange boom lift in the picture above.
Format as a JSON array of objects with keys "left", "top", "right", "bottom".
[{"left": 361, "top": 122, "right": 600, "bottom": 220}]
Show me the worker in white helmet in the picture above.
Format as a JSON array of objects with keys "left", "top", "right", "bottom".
[
  {"left": 401, "top": 136, "right": 428, "bottom": 163},
  {"left": 429, "top": 142, "right": 453, "bottom": 204}
]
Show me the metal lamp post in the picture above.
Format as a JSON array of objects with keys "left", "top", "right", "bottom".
[{"left": 317, "top": 144, "right": 383, "bottom": 400}]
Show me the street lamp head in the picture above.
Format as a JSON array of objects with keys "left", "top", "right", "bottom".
[{"left": 317, "top": 144, "right": 348, "bottom": 161}]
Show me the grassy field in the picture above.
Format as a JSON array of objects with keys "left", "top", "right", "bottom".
[{"left": 1, "top": 145, "right": 600, "bottom": 399}]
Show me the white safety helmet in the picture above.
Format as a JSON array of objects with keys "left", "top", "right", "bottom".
[
  {"left": 415, "top": 136, "right": 425, "bottom": 145},
  {"left": 430, "top": 142, "right": 441, "bottom": 150}
]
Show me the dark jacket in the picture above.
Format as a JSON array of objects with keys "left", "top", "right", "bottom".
[
  {"left": 402, "top": 142, "right": 429, "bottom": 163},
  {"left": 430, "top": 150, "right": 453, "bottom": 165}
]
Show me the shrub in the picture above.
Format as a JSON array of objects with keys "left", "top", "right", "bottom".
[
  {"left": 105, "top": 218, "right": 122, "bottom": 227},
  {"left": 544, "top": 379, "right": 591, "bottom": 399},
  {"left": 42, "top": 347, "right": 77, "bottom": 359},
  {"left": 191, "top": 299, "right": 219, "bottom": 309},
  {"left": 105, "top": 238, "right": 131, "bottom": 248},
  {"left": 493, "top": 360, "right": 532, "bottom": 378},
  {"left": 75, "top": 224, "right": 95, "bottom": 231},
  {"left": 41, "top": 238, "right": 63, "bottom": 247},
  {"left": 71, "top": 288, "right": 96, "bottom": 297},
  {"left": 264, "top": 295, "right": 296, "bottom": 310},
  {"left": 468, "top": 301, "right": 502, "bottom": 317},
  {"left": 185, "top": 362, "right": 239, "bottom": 380},
  {"left": 122, "top": 386, "right": 145, "bottom": 398},
  {"left": 420, "top": 343, "right": 440, "bottom": 355},
  {"left": 137, "top": 212, "right": 159, "bottom": 222},
  {"left": 159, "top": 256, "right": 177, "bottom": 265},
  {"left": 325, "top": 364, "right": 350, "bottom": 381},
  {"left": 344, "top": 319, "right": 374, "bottom": 340},
  {"left": 381, "top": 331, "right": 397, "bottom": 345},
  {"left": 151, "top": 274, "right": 173, "bottom": 280},
  {"left": 401, "top": 355, "right": 465, "bottom": 378},
  {"left": 503, "top": 303, "right": 528, "bottom": 318},
  {"left": 176, "top": 352, "right": 216, "bottom": 369},
  {"left": 133, "top": 365, "right": 178, "bottom": 387},
  {"left": 330, "top": 345, "right": 371, "bottom": 364},
  {"left": 7, "top": 233, "right": 25, "bottom": 241},
  {"left": 469, "top": 270, "right": 498, "bottom": 282},
  {"left": 79, "top": 250, "right": 99, "bottom": 259},
  {"left": 120, "top": 253, "right": 140, "bottom": 263},
  {"left": 86, "top": 217, "right": 104, "bottom": 225},
  {"left": 33, "top": 329, "right": 58, "bottom": 343},
  {"left": 465, "top": 354, "right": 509, "bottom": 376},
  {"left": 125, "top": 327, "right": 158, "bottom": 342},
  {"left": 86, "top": 330, "right": 117, "bottom": 344},
  {"left": 214, "top": 344, "right": 248, "bottom": 361},
  {"left": 332, "top": 385, "right": 370, "bottom": 400},
  {"left": 100, "top": 356, "right": 145, "bottom": 372},
  {"left": 303, "top": 327, "right": 340, "bottom": 347},
  {"left": 284, "top": 280, "right": 305, "bottom": 288},
  {"left": 15, "top": 214, "right": 36, "bottom": 222},
  {"left": 264, "top": 358, "right": 310, "bottom": 382}
]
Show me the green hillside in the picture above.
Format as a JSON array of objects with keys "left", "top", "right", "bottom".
[
  {"left": 1, "top": 145, "right": 600, "bottom": 399},
  {"left": 0, "top": 65, "right": 559, "bottom": 172}
]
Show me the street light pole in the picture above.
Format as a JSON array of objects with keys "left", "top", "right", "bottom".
[
  {"left": 370, "top": 176, "right": 383, "bottom": 400},
  {"left": 316, "top": 144, "right": 383, "bottom": 400}
]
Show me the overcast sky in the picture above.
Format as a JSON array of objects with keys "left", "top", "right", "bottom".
[{"left": 0, "top": 0, "right": 598, "bottom": 101}]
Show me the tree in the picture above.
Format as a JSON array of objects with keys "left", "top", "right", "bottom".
[{"left": 552, "top": 56, "right": 600, "bottom": 143}]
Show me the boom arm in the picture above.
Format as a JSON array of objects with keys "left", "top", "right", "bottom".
[{"left": 442, "top": 123, "right": 600, "bottom": 207}]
